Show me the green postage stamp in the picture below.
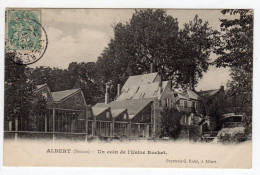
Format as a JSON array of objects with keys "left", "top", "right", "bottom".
[{"left": 6, "top": 9, "right": 48, "bottom": 65}]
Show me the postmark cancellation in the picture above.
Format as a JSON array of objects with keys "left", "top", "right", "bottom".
[{"left": 6, "top": 9, "right": 48, "bottom": 65}]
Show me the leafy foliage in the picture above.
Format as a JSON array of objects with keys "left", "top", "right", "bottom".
[
  {"left": 177, "top": 15, "right": 220, "bottom": 89},
  {"left": 97, "top": 9, "right": 219, "bottom": 98},
  {"left": 67, "top": 62, "right": 103, "bottom": 105},
  {"left": 198, "top": 91, "right": 230, "bottom": 117},
  {"left": 197, "top": 89, "right": 232, "bottom": 130},
  {"left": 29, "top": 62, "right": 103, "bottom": 105},
  {"left": 214, "top": 9, "right": 253, "bottom": 133},
  {"left": 160, "top": 108, "right": 183, "bottom": 139},
  {"left": 4, "top": 52, "right": 47, "bottom": 123},
  {"left": 218, "top": 131, "right": 247, "bottom": 143},
  {"left": 214, "top": 10, "right": 253, "bottom": 73}
]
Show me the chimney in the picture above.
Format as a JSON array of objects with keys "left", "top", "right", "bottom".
[
  {"left": 117, "top": 84, "right": 121, "bottom": 97},
  {"left": 150, "top": 63, "right": 154, "bottom": 73},
  {"left": 105, "top": 83, "right": 109, "bottom": 105}
]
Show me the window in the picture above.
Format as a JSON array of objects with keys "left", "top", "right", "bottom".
[
  {"left": 162, "top": 98, "right": 167, "bottom": 107},
  {"left": 139, "top": 115, "right": 144, "bottom": 121},
  {"left": 42, "top": 92, "right": 48, "bottom": 99},
  {"left": 106, "top": 112, "right": 110, "bottom": 118},
  {"left": 123, "top": 113, "right": 127, "bottom": 120},
  {"left": 166, "top": 98, "right": 170, "bottom": 107},
  {"left": 194, "top": 101, "right": 197, "bottom": 109},
  {"left": 192, "top": 101, "right": 195, "bottom": 108},
  {"left": 184, "top": 100, "right": 187, "bottom": 108},
  {"left": 170, "top": 99, "right": 173, "bottom": 108}
]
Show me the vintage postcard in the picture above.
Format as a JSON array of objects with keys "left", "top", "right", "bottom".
[{"left": 3, "top": 8, "right": 253, "bottom": 168}]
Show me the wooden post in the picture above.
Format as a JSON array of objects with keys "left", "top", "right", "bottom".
[
  {"left": 15, "top": 118, "right": 18, "bottom": 141},
  {"left": 93, "top": 116, "right": 96, "bottom": 136},
  {"left": 152, "top": 103, "right": 156, "bottom": 136},
  {"left": 91, "top": 122, "right": 94, "bottom": 136},
  {"left": 53, "top": 109, "right": 55, "bottom": 141},
  {"left": 99, "top": 122, "right": 102, "bottom": 136},
  {"left": 199, "top": 125, "right": 203, "bottom": 136},
  {"left": 188, "top": 114, "right": 191, "bottom": 125},
  {"left": 106, "top": 122, "right": 108, "bottom": 136},
  {"left": 9, "top": 121, "right": 12, "bottom": 131},
  {"left": 145, "top": 124, "right": 149, "bottom": 138},
  {"left": 128, "top": 120, "right": 131, "bottom": 138},
  {"left": 124, "top": 123, "right": 127, "bottom": 135},
  {"left": 45, "top": 114, "right": 48, "bottom": 132},
  {"left": 138, "top": 124, "right": 141, "bottom": 137},
  {"left": 85, "top": 108, "right": 88, "bottom": 141},
  {"left": 112, "top": 118, "right": 115, "bottom": 137},
  {"left": 110, "top": 121, "right": 113, "bottom": 137}
]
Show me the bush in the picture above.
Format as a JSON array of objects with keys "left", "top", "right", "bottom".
[
  {"left": 218, "top": 127, "right": 247, "bottom": 143},
  {"left": 160, "top": 108, "right": 183, "bottom": 139}
]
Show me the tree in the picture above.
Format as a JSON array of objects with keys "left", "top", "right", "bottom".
[
  {"left": 29, "top": 62, "right": 103, "bottom": 105},
  {"left": 214, "top": 10, "right": 253, "bottom": 73},
  {"left": 5, "top": 52, "right": 33, "bottom": 122},
  {"left": 4, "top": 52, "right": 47, "bottom": 130},
  {"left": 97, "top": 9, "right": 218, "bottom": 99},
  {"left": 96, "top": 9, "right": 180, "bottom": 99},
  {"left": 28, "top": 66, "right": 70, "bottom": 92},
  {"left": 214, "top": 9, "right": 253, "bottom": 116},
  {"left": 176, "top": 15, "right": 220, "bottom": 89},
  {"left": 67, "top": 62, "right": 103, "bottom": 105},
  {"left": 160, "top": 108, "right": 183, "bottom": 139},
  {"left": 198, "top": 93, "right": 232, "bottom": 130}
]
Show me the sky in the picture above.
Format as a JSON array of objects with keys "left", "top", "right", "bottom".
[{"left": 30, "top": 9, "right": 233, "bottom": 91}]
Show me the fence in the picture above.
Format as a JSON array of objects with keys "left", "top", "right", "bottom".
[{"left": 4, "top": 108, "right": 152, "bottom": 141}]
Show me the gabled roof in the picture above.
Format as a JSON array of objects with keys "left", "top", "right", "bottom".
[
  {"left": 94, "top": 98, "right": 155, "bottom": 119},
  {"left": 92, "top": 107, "right": 110, "bottom": 117},
  {"left": 174, "top": 89, "right": 199, "bottom": 101},
  {"left": 186, "top": 90, "right": 200, "bottom": 100},
  {"left": 51, "top": 89, "right": 80, "bottom": 102},
  {"left": 176, "top": 92, "right": 190, "bottom": 100},
  {"left": 35, "top": 84, "right": 54, "bottom": 101},
  {"left": 121, "top": 72, "right": 158, "bottom": 90},
  {"left": 197, "top": 89, "right": 220, "bottom": 97},
  {"left": 221, "top": 113, "right": 243, "bottom": 120},
  {"left": 117, "top": 81, "right": 169, "bottom": 101},
  {"left": 111, "top": 109, "right": 127, "bottom": 118},
  {"left": 36, "top": 84, "right": 48, "bottom": 90}
]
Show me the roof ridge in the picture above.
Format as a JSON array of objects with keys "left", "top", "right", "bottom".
[
  {"left": 129, "top": 72, "right": 158, "bottom": 76},
  {"left": 51, "top": 88, "right": 81, "bottom": 102},
  {"left": 52, "top": 88, "right": 80, "bottom": 93},
  {"left": 36, "top": 84, "right": 48, "bottom": 89},
  {"left": 201, "top": 88, "right": 219, "bottom": 92}
]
